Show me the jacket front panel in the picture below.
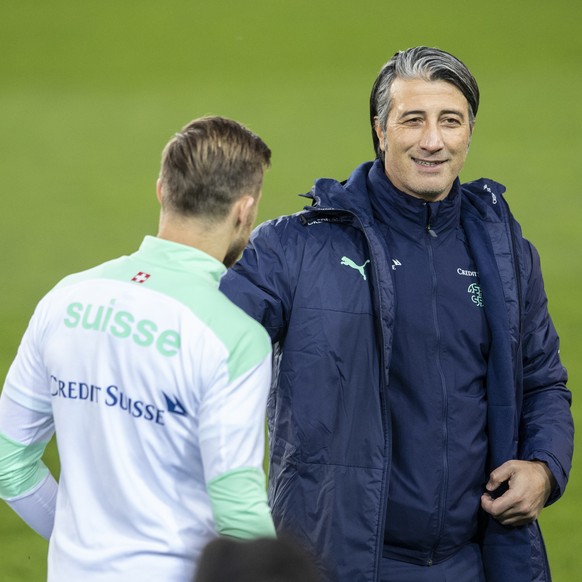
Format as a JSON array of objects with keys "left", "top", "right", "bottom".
[
  {"left": 222, "top": 193, "right": 395, "bottom": 579},
  {"left": 365, "top": 167, "right": 490, "bottom": 564},
  {"left": 267, "top": 212, "right": 392, "bottom": 580},
  {"left": 219, "top": 163, "right": 573, "bottom": 582}
]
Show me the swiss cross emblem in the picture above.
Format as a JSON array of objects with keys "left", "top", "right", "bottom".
[{"left": 131, "top": 272, "right": 151, "bottom": 284}]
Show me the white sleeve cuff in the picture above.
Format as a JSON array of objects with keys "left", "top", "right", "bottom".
[{"left": 6, "top": 473, "right": 58, "bottom": 539}]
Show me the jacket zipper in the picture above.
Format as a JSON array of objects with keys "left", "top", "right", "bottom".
[
  {"left": 344, "top": 210, "right": 392, "bottom": 581},
  {"left": 362, "top": 225, "right": 392, "bottom": 582},
  {"left": 425, "top": 204, "right": 449, "bottom": 567}
]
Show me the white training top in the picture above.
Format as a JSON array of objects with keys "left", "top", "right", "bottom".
[{"left": 1, "top": 236, "right": 273, "bottom": 581}]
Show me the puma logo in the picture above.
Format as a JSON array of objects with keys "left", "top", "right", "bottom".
[{"left": 340, "top": 256, "right": 370, "bottom": 281}]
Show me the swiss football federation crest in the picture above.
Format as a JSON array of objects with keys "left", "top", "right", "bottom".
[
  {"left": 131, "top": 272, "right": 151, "bottom": 284},
  {"left": 468, "top": 283, "right": 484, "bottom": 307}
]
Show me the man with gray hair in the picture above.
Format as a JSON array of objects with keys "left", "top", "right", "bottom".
[
  {"left": 220, "top": 47, "right": 573, "bottom": 581},
  {"left": 0, "top": 116, "right": 275, "bottom": 581}
]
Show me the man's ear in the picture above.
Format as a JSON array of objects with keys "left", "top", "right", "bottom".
[
  {"left": 468, "top": 121, "right": 475, "bottom": 151},
  {"left": 156, "top": 179, "right": 164, "bottom": 205},
  {"left": 374, "top": 118, "right": 386, "bottom": 152},
  {"left": 233, "top": 194, "right": 255, "bottom": 227}
]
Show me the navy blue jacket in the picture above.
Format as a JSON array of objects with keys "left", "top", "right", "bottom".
[{"left": 220, "top": 162, "right": 573, "bottom": 581}]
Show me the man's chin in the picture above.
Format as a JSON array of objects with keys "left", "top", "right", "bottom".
[{"left": 408, "top": 179, "right": 452, "bottom": 201}]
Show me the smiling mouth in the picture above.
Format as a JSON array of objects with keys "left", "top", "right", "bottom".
[{"left": 412, "top": 158, "right": 446, "bottom": 167}]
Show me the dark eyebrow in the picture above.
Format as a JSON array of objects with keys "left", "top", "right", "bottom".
[
  {"left": 441, "top": 109, "right": 466, "bottom": 119},
  {"left": 399, "top": 108, "right": 467, "bottom": 119},
  {"left": 399, "top": 109, "right": 425, "bottom": 118}
]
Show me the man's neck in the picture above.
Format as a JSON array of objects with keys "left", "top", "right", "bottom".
[{"left": 156, "top": 214, "right": 229, "bottom": 264}]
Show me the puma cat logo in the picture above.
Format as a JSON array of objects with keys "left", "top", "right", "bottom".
[{"left": 340, "top": 256, "right": 370, "bottom": 281}]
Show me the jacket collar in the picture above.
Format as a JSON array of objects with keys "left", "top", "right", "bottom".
[
  {"left": 134, "top": 236, "right": 226, "bottom": 286},
  {"left": 305, "top": 161, "right": 376, "bottom": 224},
  {"left": 305, "top": 159, "right": 508, "bottom": 232}
]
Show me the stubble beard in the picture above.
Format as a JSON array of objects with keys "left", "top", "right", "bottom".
[{"left": 223, "top": 216, "right": 253, "bottom": 268}]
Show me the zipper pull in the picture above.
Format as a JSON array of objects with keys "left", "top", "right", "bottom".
[{"left": 425, "top": 204, "right": 438, "bottom": 238}]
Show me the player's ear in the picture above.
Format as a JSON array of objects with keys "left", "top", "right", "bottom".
[
  {"left": 156, "top": 179, "right": 164, "bottom": 205},
  {"left": 233, "top": 194, "right": 255, "bottom": 227}
]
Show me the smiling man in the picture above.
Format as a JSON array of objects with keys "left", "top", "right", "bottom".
[
  {"left": 220, "top": 47, "right": 573, "bottom": 582},
  {"left": 376, "top": 77, "right": 472, "bottom": 200}
]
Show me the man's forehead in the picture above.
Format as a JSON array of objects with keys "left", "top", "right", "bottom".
[{"left": 389, "top": 78, "right": 469, "bottom": 112}]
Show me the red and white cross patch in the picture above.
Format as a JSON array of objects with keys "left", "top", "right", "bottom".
[{"left": 131, "top": 272, "right": 151, "bottom": 284}]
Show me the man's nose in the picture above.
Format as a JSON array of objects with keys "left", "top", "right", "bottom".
[{"left": 419, "top": 123, "right": 444, "bottom": 151}]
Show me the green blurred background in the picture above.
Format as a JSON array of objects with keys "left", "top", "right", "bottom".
[{"left": 1, "top": 0, "right": 580, "bottom": 579}]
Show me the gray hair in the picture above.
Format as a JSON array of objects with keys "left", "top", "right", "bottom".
[{"left": 370, "top": 46, "right": 480, "bottom": 159}]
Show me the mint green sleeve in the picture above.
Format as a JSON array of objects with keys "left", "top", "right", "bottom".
[
  {"left": 0, "top": 432, "right": 50, "bottom": 500},
  {"left": 0, "top": 391, "right": 58, "bottom": 537},
  {"left": 0, "top": 430, "right": 57, "bottom": 539},
  {"left": 207, "top": 467, "right": 276, "bottom": 539}
]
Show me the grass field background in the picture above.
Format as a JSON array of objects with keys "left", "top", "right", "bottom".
[{"left": 1, "top": 1, "right": 580, "bottom": 579}]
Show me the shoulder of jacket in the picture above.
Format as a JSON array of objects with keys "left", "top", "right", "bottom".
[
  {"left": 256, "top": 207, "right": 354, "bottom": 236},
  {"left": 462, "top": 177, "right": 506, "bottom": 202},
  {"left": 460, "top": 177, "right": 514, "bottom": 222},
  {"left": 462, "top": 179, "right": 536, "bottom": 278}
]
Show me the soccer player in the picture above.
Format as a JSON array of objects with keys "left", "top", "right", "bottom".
[{"left": 0, "top": 116, "right": 275, "bottom": 581}]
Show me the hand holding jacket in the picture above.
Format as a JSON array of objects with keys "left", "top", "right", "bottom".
[{"left": 481, "top": 460, "right": 556, "bottom": 526}]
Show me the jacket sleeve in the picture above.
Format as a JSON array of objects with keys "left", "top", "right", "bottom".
[
  {"left": 518, "top": 239, "right": 573, "bottom": 504},
  {"left": 220, "top": 220, "right": 293, "bottom": 343}
]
